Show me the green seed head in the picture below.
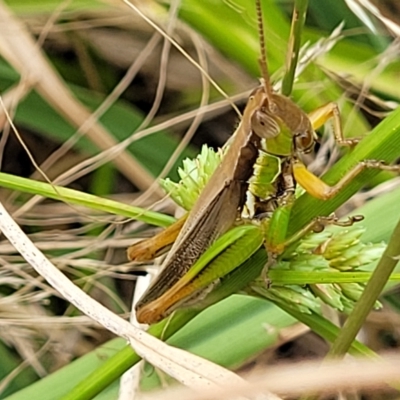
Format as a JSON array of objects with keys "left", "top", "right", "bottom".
[{"left": 160, "top": 145, "right": 222, "bottom": 210}]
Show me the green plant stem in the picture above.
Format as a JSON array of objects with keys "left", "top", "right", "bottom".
[
  {"left": 276, "top": 305, "right": 375, "bottom": 357},
  {"left": 281, "top": 0, "right": 309, "bottom": 96},
  {"left": 0, "top": 172, "right": 174, "bottom": 227},
  {"left": 268, "top": 271, "right": 400, "bottom": 285},
  {"left": 328, "top": 217, "right": 400, "bottom": 357}
]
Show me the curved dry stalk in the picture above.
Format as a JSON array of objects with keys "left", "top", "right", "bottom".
[
  {"left": 139, "top": 354, "right": 400, "bottom": 400},
  {"left": 0, "top": 201, "right": 248, "bottom": 390},
  {"left": 118, "top": 273, "right": 152, "bottom": 400}
]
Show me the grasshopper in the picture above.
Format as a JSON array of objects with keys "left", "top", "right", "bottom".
[{"left": 128, "top": 0, "right": 399, "bottom": 324}]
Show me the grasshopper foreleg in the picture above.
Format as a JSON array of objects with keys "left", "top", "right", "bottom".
[
  {"left": 308, "top": 102, "right": 359, "bottom": 147},
  {"left": 304, "top": 101, "right": 400, "bottom": 199}
]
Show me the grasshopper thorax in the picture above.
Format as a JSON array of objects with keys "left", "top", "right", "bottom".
[{"left": 250, "top": 86, "right": 315, "bottom": 157}]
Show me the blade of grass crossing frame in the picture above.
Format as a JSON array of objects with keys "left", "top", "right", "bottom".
[{"left": 281, "top": 0, "right": 309, "bottom": 96}]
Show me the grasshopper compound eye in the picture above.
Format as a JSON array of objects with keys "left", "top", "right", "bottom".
[
  {"left": 251, "top": 108, "right": 280, "bottom": 139},
  {"left": 294, "top": 130, "right": 315, "bottom": 153}
]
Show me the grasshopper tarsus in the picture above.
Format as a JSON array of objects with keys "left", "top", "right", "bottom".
[
  {"left": 336, "top": 138, "right": 362, "bottom": 147},
  {"left": 361, "top": 160, "right": 400, "bottom": 172},
  {"left": 311, "top": 214, "right": 364, "bottom": 231}
]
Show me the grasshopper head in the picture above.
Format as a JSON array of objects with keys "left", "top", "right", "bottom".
[{"left": 250, "top": 87, "right": 316, "bottom": 156}]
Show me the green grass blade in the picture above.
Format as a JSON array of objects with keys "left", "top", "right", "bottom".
[
  {"left": 277, "top": 305, "right": 376, "bottom": 357},
  {"left": 281, "top": 0, "right": 309, "bottom": 96},
  {"left": 269, "top": 271, "right": 400, "bottom": 285},
  {"left": 0, "top": 172, "right": 174, "bottom": 227}
]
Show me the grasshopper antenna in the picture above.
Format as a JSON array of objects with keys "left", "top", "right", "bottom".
[{"left": 256, "top": 0, "right": 273, "bottom": 99}]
